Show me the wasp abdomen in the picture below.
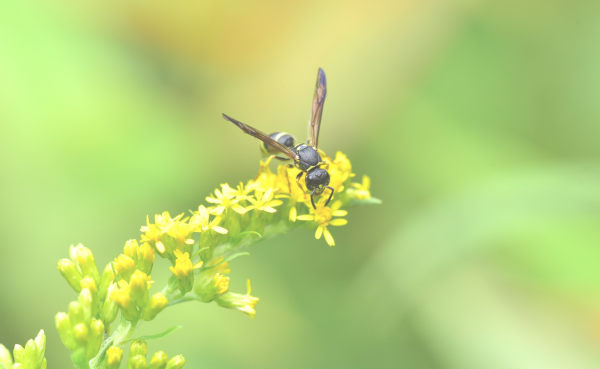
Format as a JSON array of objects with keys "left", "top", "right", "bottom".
[{"left": 260, "top": 132, "right": 296, "bottom": 156}]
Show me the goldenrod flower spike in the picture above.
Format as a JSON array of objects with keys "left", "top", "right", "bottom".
[{"left": 47, "top": 149, "right": 376, "bottom": 368}]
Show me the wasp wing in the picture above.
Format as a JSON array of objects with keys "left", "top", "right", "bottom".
[
  {"left": 308, "top": 68, "right": 327, "bottom": 149},
  {"left": 222, "top": 113, "right": 297, "bottom": 160}
]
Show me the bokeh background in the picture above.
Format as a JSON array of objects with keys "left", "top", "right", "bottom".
[{"left": 2, "top": 0, "right": 600, "bottom": 368}]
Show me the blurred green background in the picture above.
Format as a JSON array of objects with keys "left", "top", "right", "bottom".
[{"left": 2, "top": 0, "right": 600, "bottom": 367}]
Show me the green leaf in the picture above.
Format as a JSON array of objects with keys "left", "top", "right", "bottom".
[
  {"left": 125, "top": 325, "right": 183, "bottom": 342},
  {"left": 200, "top": 252, "right": 250, "bottom": 271},
  {"left": 192, "top": 246, "right": 210, "bottom": 259},
  {"left": 71, "top": 348, "right": 90, "bottom": 369},
  {"left": 0, "top": 362, "right": 7, "bottom": 369},
  {"left": 230, "top": 231, "right": 261, "bottom": 246}
]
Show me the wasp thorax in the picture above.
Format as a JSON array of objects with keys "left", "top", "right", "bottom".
[
  {"left": 305, "top": 168, "right": 330, "bottom": 192},
  {"left": 295, "top": 145, "right": 322, "bottom": 171}
]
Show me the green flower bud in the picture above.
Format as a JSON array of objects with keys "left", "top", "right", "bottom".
[
  {"left": 215, "top": 280, "right": 259, "bottom": 319},
  {"left": 34, "top": 330, "right": 46, "bottom": 367},
  {"left": 129, "top": 355, "right": 147, "bottom": 369},
  {"left": 148, "top": 351, "right": 168, "bottom": 369},
  {"left": 12, "top": 344, "right": 24, "bottom": 364},
  {"left": 113, "top": 281, "right": 140, "bottom": 321},
  {"left": 80, "top": 277, "right": 99, "bottom": 317},
  {"left": 24, "top": 338, "right": 38, "bottom": 368},
  {"left": 130, "top": 270, "right": 149, "bottom": 308},
  {"left": 68, "top": 301, "right": 84, "bottom": 327},
  {"left": 0, "top": 344, "right": 13, "bottom": 368},
  {"left": 123, "top": 239, "right": 139, "bottom": 262},
  {"left": 78, "top": 288, "right": 93, "bottom": 326},
  {"left": 130, "top": 340, "right": 147, "bottom": 358},
  {"left": 55, "top": 313, "right": 77, "bottom": 351},
  {"left": 106, "top": 346, "right": 123, "bottom": 369},
  {"left": 141, "top": 293, "right": 168, "bottom": 321},
  {"left": 101, "top": 283, "right": 119, "bottom": 325},
  {"left": 57, "top": 259, "right": 83, "bottom": 292},
  {"left": 71, "top": 244, "right": 100, "bottom": 285},
  {"left": 165, "top": 355, "right": 186, "bottom": 369},
  {"left": 86, "top": 319, "right": 104, "bottom": 359},
  {"left": 73, "top": 323, "right": 89, "bottom": 345},
  {"left": 113, "top": 254, "right": 135, "bottom": 282},
  {"left": 137, "top": 242, "right": 155, "bottom": 275},
  {"left": 195, "top": 273, "right": 229, "bottom": 302},
  {"left": 98, "top": 263, "right": 115, "bottom": 302}
]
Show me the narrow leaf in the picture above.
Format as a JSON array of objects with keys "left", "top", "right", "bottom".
[
  {"left": 125, "top": 325, "right": 183, "bottom": 342},
  {"left": 200, "top": 252, "right": 250, "bottom": 271}
]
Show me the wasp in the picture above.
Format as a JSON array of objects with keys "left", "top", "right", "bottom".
[{"left": 222, "top": 68, "right": 333, "bottom": 209}]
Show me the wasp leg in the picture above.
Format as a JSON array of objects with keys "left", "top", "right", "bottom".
[
  {"left": 310, "top": 189, "right": 317, "bottom": 209},
  {"left": 324, "top": 186, "right": 334, "bottom": 207},
  {"left": 295, "top": 171, "right": 305, "bottom": 192}
]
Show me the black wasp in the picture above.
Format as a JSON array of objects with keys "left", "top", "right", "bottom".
[{"left": 222, "top": 68, "right": 332, "bottom": 210}]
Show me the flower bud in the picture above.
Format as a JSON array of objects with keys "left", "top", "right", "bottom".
[
  {"left": 98, "top": 263, "right": 115, "bottom": 302},
  {"left": 130, "top": 340, "right": 147, "bottom": 358},
  {"left": 106, "top": 346, "right": 123, "bottom": 369},
  {"left": 130, "top": 270, "right": 149, "bottom": 308},
  {"left": 165, "top": 355, "right": 186, "bottom": 369},
  {"left": 68, "top": 301, "right": 84, "bottom": 327},
  {"left": 113, "top": 254, "right": 135, "bottom": 282},
  {"left": 12, "top": 344, "right": 24, "bottom": 364},
  {"left": 137, "top": 242, "right": 155, "bottom": 275},
  {"left": 57, "top": 259, "right": 83, "bottom": 292},
  {"left": 195, "top": 273, "right": 229, "bottom": 302},
  {"left": 129, "top": 355, "right": 147, "bottom": 369},
  {"left": 55, "top": 313, "right": 77, "bottom": 351},
  {"left": 71, "top": 244, "right": 100, "bottom": 285},
  {"left": 113, "top": 280, "right": 139, "bottom": 321},
  {"left": 73, "top": 323, "right": 89, "bottom": 345},
  {"left": 149, "top": 351, "right": 168, "bottom": 369},
  {"left": 78, "top": 288, "right": 93, "bottom": 326},
  {"left": 80, "top": 277, "right": 99, "bottom": 316},
  {"left": 86, "top": 319, "right": 104, "bottom": 359},
  {"left": 101, "top": 283, "right": 119, "bottom": 325},
  {"left": 141, "top": 293, "right": 168, "bottom": 321},
  {"left": 34, "top": 330, "right": 46, "bottom": 367},
  {"left": 123, "top": 239, "right": 139, "bottom": 262},
  {"left": 0, "top": 344, "right": 13, "bottom": 368},
  {"left": 24, "top": 337, "right": 39, "bottom": 368},
  {"left": 169, "top": 251, "right": 194, "bottom": 294},
  {"left": 215, "top": 280, "right": 259, "bottom": 319}
]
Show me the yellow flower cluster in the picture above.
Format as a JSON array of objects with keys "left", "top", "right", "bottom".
[{"left": 51, "top": 150, "right": 377, "bottom": 368}]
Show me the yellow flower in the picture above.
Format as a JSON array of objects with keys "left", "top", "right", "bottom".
[
  {"left": 169, "top": 250, "right": 202, "bottom": 293},
  {"left": 140, "top": 211, "right": 194, "bottom": 256},
  {"left": 206, "top": 184, "right": 247, "bottom": 215},
  {"left": 325, "top": 151, "right": 354, "bottom": 193},
  {"left": 245, "top": 188, "right": 283, "bottom": 213},
  {"left": 350, "top": 175, "right": 371, "bottom": 200},
  {"left": 297, "top": 200, "right": 348, "bottom": 246},
  {"left": 189, "top": 205, "right": 228, "bottom": 234},
  {"left": 215, "top": 279, "right": 259, "bottom": 318},
  {"left": 275, "top": 166, "right": 308, "bottom": 221}
]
